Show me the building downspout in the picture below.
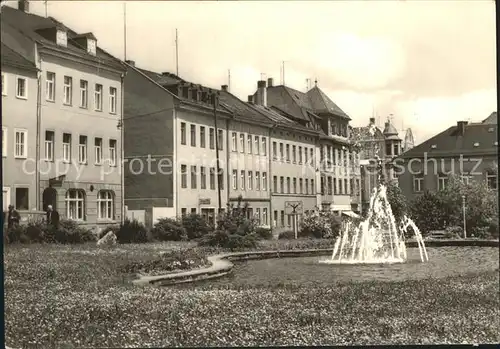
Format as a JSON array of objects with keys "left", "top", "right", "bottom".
[
  {"left": 120, "top": 71, "right": 126, "bottom": 224},
  {"left": 225, "top": 118, "right": 230, "bottom": 208},
  {"left": 268, "top": 126, "right": 274, "bottom": 233},
  {"left": 35, "top": 46, "right": 41, "bottom": 210}
]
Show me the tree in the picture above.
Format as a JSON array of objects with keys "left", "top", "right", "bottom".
[{"left": 385, "top": 182, "right": 408, "bottom": 224}]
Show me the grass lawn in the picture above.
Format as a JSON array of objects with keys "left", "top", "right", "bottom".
[{"left": 4, "top": 241, "right": 500, "bottom": 348}]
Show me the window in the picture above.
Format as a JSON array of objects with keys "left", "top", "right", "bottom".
[
  {"left": 46, "top": 72, "right": 55, "bottom": 101},
  {"left": 190, "top": 125, "right": 196, "bottom": 147},
  {"left": 181, "top": 208, "right": 187, "bottom": 217},
  {"left": 63, "top": 76, "right": 72, "bottom": 105},
  {"left": 191, "top": 208, "right": 197, "bottom": 214},
  {"left": 232, "top": 132, "right": 237, "bottom": 152},
  {"left": 273, "top": 210, "right": 278, "bottom": 228},
  {"left": 240, "top": 134, "right": 245, "bottom": 153},
  {"left": 181, "top": 165, "right": 187, "bottom": 188},
  {"left": 109, "top": 139, "right": 117, "bottom": 166},
  {"left": 311, "top": 179, "right": 314, "bottom": 194},
  {"left": 247, "top": 135, "right": 252, "bottom": 154},
  {"left": 281, "top": 211, "right": 285, "bottom": 227},
  {"left": 273, "top": 176, "right": 278, "bottom": 193},
  {"left": 321, "top": 177, "right": 325, "bottom": 195},
  {"left": 292, "top": 145, "right": 297, "bottom": 163},
  {"left": 180, "top": 122, "right": 187, "bottom": 145},
  {"left": 14, "top": 129, "right": 27, "bottom": 158},
  {"left": 209, "top": 128, "right": 215, "bottom": 149},
  {"left": 305, "top": 179, "right": 309, "bottom": 194},
  {"left": 248, "top": 171, "right": 253, "bottom": 190},
  {"left": 272, "top": 142, "right": 277, "bottom": 160},
  {"left": 327, "top": 177, "right": 332, "bottom": 195},
  {"left": 280, "top": 176, "right": 284, "bottom": 193},
  {"left": 200, "top": 167, "right": 206, "bottom": 189},
  {"left": 97, "top": 191, "right": 114, "bottom": 220},
  {"left": 232, "top": 170, "right": 238, "bottom": 190},
  {"left": 94, "top": 138, "right": 103, "bottom": 164},
  {"left": 210, "top": 168, "right": 216, "bottom": 190},
  {"left": 333, "top": 178, "right": 337, "bottom": 194},
  {"left": 56, "top": 30, "right": 67, "bottom": 47},
  {"left": 1, "top": 72, "right": 6, "bottom": 96},
  {"left": 217, "top": 130, "right": 223, "bottom": 150},
  {"left": 437, "top": 174, "right": 447, "bottom": 191},
  {"left": 16, "top": 77, "right": 27, "bottom": 99},
  {"left": 107, "top": 87, "right": 117, "bottom": 114},
  {"left": 286, "top": 144, "right": 290, "bottom": 162},
  {"left": 293, "top": 178, "right": 297, "bottom": 193},
  {"left": 62, "top": 133, "right": 71, "bottom": 163},
  {"left": 191, "top": 166, "right": 197, "bottom": 189},
  {"left": 261, "top": 137, "right": 267, "bottom": 156},
  {"left": 279, "top": 143, "right": 284, "bottom": 160},
  {"left": 200, "top": 126, "right": 206, "bottom": 148},
  {"left": 78, "top": 136, "right": 87, "bottom": 164},
  {"left": 256, "top": 208, "right": 261, "bottom": 224},
  {"left": 240, "top": 170, "right": 245, "bottom": 190},
  {"left": 486, "top": 170, "right": 497, "bottom": 189},
  {"left": 79, "top": 80, "right": 88, "bottom": 108},
  {"left": 255, "top": 172, "right": 260, "bottom": 190},
  {"left": 310, "top": 149, "right": 314, "bottom": 164},
  {"left": 218, "top": 169, "right": 224, "bottom": 190},
  {"left": 94, "top": 84, "right": 103, "bottom": 111},
  {"left": 344, "top": 179, "right": 348, "bottom": 195},
  {"left": 44, "top": 131, "right": 55, "bottom": 161},
  {"left": 15, "top": 188, "right": 29, "bottom": 210},
  {"left": 66, "top": 189, "right": 85, "bottom": 220},
  {"left": 299, "top": 178, "right": 303, "bottom": 194},
  {"left": 287, "top": 177, "right": 291, "bottom": 193},
  {"left": 298, "top": 146, "right": 303, "bottom": 163},
  {"left": 254, "top": 136, "right": 259, "bottom": 155},
  {"left": 413, "top": 175, "right": 423, "bottom": 192},
  {"left": 263, "top": 208, "right": 268, "bottom": 225},
  {"left": 2, "top": 127, "right": 6, "bottom": 157}
]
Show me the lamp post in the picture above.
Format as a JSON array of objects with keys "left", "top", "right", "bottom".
[{"left": 462, "top": 194, "right": 466, "bottom": 239}]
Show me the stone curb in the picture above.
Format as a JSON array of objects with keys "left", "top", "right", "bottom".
[{"left": 132, "top": 240, "right": 499, "bottom": 287}]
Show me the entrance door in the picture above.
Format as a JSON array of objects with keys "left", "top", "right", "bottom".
[{"left": 42, "top": 187, "right": 57, "bottom": 212}]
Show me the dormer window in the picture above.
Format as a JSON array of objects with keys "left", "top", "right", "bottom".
[
  {"left": 87, "top": 39, "right": 96, "bottom": 55},
  {"left": 473, "top": 142, "right": 479, "bottom": 147},
  {"left": 56, "top": 30, "right": 67, "bottom": 47},
  {"left": 431, "top": 144, "right": 437, "bottom": 149}
]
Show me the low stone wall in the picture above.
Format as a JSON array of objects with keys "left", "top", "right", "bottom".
[{"left": 133, "top": 239, "right": 499, "bottom": 287}]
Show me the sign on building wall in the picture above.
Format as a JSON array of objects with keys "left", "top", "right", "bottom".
[{"left": 285, "top": 201, "right": 303, "bottom": 215}]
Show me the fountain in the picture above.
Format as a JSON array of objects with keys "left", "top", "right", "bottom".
[{"left": 321, "top": 124, "right": 429, "bottom": 265}]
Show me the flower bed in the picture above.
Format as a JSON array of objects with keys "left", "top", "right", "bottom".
[{"left": 4, "top": 242, "right": 499, "bottom": 347}]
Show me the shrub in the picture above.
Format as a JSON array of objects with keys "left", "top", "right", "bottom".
[
  {"left": 152, "top": 217, "right": 187, "bottom": 241},
  {"left": 255, "top": 227, "right": 273, "bottom": 240},
  {"left": 299, "top": 211, "right": 342, "bottom": 239},
  {"left": 181, "top": 213, "right": 212, "bottom": 240},
  {"left": 444, "top": 226, "right": 463, "bottom": 239},
  {"left": 226, "top": 233, "right": 258, "bottom": 250},
  {"left": 6, "top": 224, "right": 28, "bottom": 244},
  {"left": 116, "top": 219, "right": 150, "bottom": 244},
  {"left": 488, "top": 220, "right": 498, "bottom": 239},
  {"left": 25, "top": 221, "right": 47, "bottom": 243},
  {"left": 52, "top": 220, "right": 97, "bottom": 244},
  {"left": 278, "top": 230, "right": 296, "bottom": 240},
  {"left": 410, "top": 191, "right": 445, "bottom": 235},
  {"left": 470, "top": 226, "right": 491, "bottom": 239}
]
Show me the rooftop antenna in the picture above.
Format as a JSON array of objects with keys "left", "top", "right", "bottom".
[
  {"left": 228, "top": 69, "right": 231, "bottom": 92},
  {"left": 314, "top": 78, "right": 318, "bottom": 87},
  {"left": 260, "top": 73, "right": 266, "bottom": 80},
  {"left": 44, "top": 0, "right": 48, "bottom": 17},
  {"left": 282, "top": 61, "right": 286, "bottom": 86},
  {"left": 306, "top": 78, "right": 310, "bottom": 91},
  {"left": 175, "top": 29, "right": 179, "bottom": 76},
  {"left": 123, "top": 2, "right": 127, "bottom": 61}
]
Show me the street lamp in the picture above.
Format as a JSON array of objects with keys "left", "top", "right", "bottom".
[{"left": 462, "top": 195, "right": 467, "bottom": 239}]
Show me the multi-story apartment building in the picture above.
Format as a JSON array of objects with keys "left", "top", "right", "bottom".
[
  {"left": 351, "top": 117, "right": 406, "bottom": 213},
  {"left": 397, "top": 115, "right": 498, "bottom": 202},
  {"left": 252, "top": 79, "right": 360, "bottom": 217},
  {"left": 1, "top": 38, "right": 39, "bottom": 213},
  {"left": 123, "top": 62, "right": 231, "bottom": 224},
  {"left": 3, "top": 3, "right": 126, "bottom": 226}
]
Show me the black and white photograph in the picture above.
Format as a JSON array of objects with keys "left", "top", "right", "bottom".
[{"left": 1, "top": 0, "right": 498, "bottom": 347}]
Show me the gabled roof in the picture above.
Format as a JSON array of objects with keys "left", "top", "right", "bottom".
[
  {"left": 306, "top": 86, "right": 350, "bottom": 120},
  {"left": 399, "top": 122, "right": 498, "bottom": 158},
  {"left": 1, "top": 42, "right": 37, "bottom": 71},
  {"left": 219, "top": 91, "right": 272, "bottom": 125},
  {"left": 248, "top": 103, "right": 319, "bottom": 135},
  {"left": 2, "top": 6, "right": 124, "bottom": 71},
  {"left": 482, "top": 111, "right": 497, "bottom": 124}
]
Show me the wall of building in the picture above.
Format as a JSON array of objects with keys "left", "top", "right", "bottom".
[
  {"left": 37, "top": 54, "right": 124, "bottom": 224},
  {"left": 398, "top": 154, "right": 498, "bottom": 202},
  {"left": 123, "top": 67, "right": 175, "bottom": 212},
  {"left": 1, "top": 65, "right": 38, "bottom": 212}
]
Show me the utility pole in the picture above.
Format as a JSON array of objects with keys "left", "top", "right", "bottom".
[
  {"left": 212, "top": 92, "right": 222, "bottom": 213},
  {"left": 175, "top": 29, "right": 179, "bottom": 76},
  {"left": 462, "top": 195, "right": 467, "bottom": 238}
]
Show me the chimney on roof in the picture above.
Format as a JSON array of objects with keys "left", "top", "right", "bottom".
[
  {"left": 248, "top": 95, "right": 254, "bottom": 103},
  {"left": 369, "top": 117, "right": 376, "bottom": 125},
  {"left": 125, "top": 60, "right": 135, "bottom": 67},
  {"left": 457, "top": 121, "right": 468, "bottom": 136},
  {"left": 221, "top": 85, "right": 228, "bottom": 92},
  {"left": 18, "top": 0, "right": 29, "bottom": 12},
  {"left": 267, "top": 78, "right": 274, "bottom": 87},
  {"left": 256, "top": 80, "right": 267, "bottom": 107}
]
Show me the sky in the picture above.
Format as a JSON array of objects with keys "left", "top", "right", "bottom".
[{"left": 5, "top": 0, "right": 497, "bottom": 144}]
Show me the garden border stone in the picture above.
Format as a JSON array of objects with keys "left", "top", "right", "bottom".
[{"left": 132, "top": 239, "right": 499, "bottom": 287}]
